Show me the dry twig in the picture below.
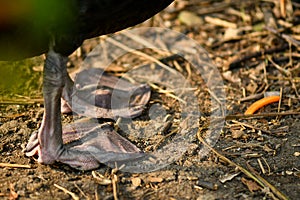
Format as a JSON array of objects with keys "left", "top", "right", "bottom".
[
  {"left": 0, "top": 163, "right": 31, "bottom": 169},
  {"left": 105, "top": 36, "right": 177, "bottom": 75},
  {"left": 197, "top": 131, "right": 289, "bottom": 200},
  {"left": 54, "top": 184, "right": 79, "bottom": 200}
]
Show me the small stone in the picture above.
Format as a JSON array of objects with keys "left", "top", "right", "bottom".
[{"left": 178, "top": 11, "right": 203, "bottom": 26}]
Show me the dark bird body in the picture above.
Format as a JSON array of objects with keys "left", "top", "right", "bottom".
[
  {"left": 0, "top": 0, "right": 173, "bottom": 59},
  {"left": 0, "top": 0, "right": 173, "bottom": 170}
]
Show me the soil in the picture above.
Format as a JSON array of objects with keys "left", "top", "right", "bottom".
[{"left": 0, "top": 1, "right": 299, "bottom": 199}]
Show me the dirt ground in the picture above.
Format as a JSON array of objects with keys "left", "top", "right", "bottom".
[{"left": 0, "top": 0, "right": 300, "bottom": 199}]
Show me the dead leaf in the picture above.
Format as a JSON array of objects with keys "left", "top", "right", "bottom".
[
  {"left": 241, "top": 177, "right": 261, "bottom": 192},
  {"left": 9, "top": 184, "right": 18, "bottom": 200},
  {"left": 246, "top": 81, "right": 258, "bottom": 94}
]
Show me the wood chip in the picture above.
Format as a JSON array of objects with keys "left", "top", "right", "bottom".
[
  {"left": 147, "top": 177, "right": 163, "bottom": 183},
  {"left": 204, "top": 16, "right": 237, "bottom": 28},
  {"left": 0, "top": 163, "right": 31, "bottom": 169},
  {"left": 131, "top": 177, "right": 142, "bottom": 187}
]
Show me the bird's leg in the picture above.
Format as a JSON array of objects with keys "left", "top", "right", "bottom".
[
  {"left": 35, "top": 50, "right": 67, "bottom": 164},
  {"left": 25, "top": 50, "right": 100, "bottom": 169},
  {"left": 24, "top": 50, "right": 144, "bottom": 170}
]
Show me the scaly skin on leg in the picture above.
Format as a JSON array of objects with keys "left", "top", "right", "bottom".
[
  {"left": 25, "top": 50, "right": 100, "bottom": 170},
  {"left": 61, "top": 72, "right": 74, "bottom": 114}
]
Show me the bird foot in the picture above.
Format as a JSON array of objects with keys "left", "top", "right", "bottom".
[
  {"left": 25, "top": 64, "right": 149, "bottom": 170},
  {"left": 24, "top": 119, "right": 144, "bottom": 170},
  {"left": 63, "top": 68, "right": 151, "bottom": 119}
]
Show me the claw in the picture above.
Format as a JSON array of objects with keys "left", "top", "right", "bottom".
[{"left": 23, "top": 130, "right": 39, "bottom": 156}]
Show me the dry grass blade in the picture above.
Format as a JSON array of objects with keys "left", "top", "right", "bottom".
[
  {"left": 228, "top": 44, "right": 289, "bottom": 70},
  {"left": 204, "top": 16, "right": 237, "bottom": 28},
  {"left": 267, "top": 56, "right": 300, "bottom": 97},
  {"left": 206, "top": 88, "right": 225, "bottom": 116},
  {"left": 266, "top": 26, "right": 300, "bottom": 48},
  {"left": 0, "top": 163, "right": 31, "bottom": 169},
  {"left": 106, "top": 37, "right": 178, "bottom": 75},
  {"left": 246, "top": 162, "right": 290, "bottom": 200},
  {"left": 0, "top": 98, "right": 44, "bottom": 105},
  {"left": 225, "top": 111, "right": 300, "bottom": 120},
  {"left": 73, "top": 183, "right": 89, "bottom": 200},
  {"left": 231, "top": 120, "right": 271, "bottom": 134},
  {"left": 112, "top": 173, "right": 118, "bottom": 200},
  {"left": 111, "top": 165, "right": 124, "bottom": 200},
  {"left": 267, "top": 55, "right": 291, "bottom": 76},
  {"left": 54, "top": 184, "right": 79, "bottom": 200},
  {"left": 148, "top": 82, "right": 187, "bottom": 103},
  {"left": 197, "top": 130, "right": 289, "bottom": 200},
  {"left": 92, "top": 171, "right": 112, "bottom": 185},
  {"left": 122, "top": 31, "right": 169, "bottom": 56},
  {"left": 153, "top": 127, "right": 179, "bottom": 150},
  {"left": 257, "top": 158, "right": 266, "bottom": 174}
]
